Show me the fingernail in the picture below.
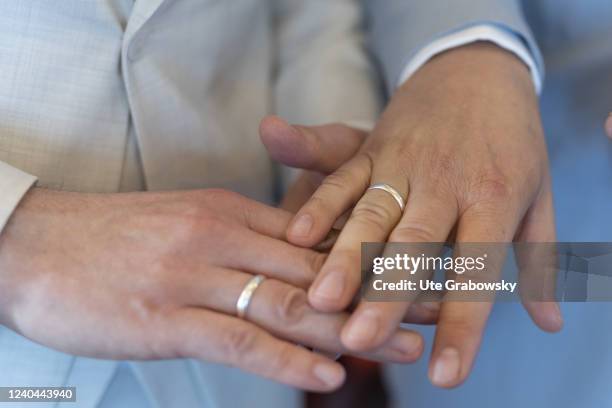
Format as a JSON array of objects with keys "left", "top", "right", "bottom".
[
  {"left": 430, "top": 348, "right": 461, "bottom": 387},
  {"left": 291, "top": 214, "right": 313, "bottom": 237},
  {"left": 342, "top": 310, "right": 379, "bottom": 348},
  {"left": 389, "top": 333, "right": 423, "bottom": 358},
  {"left": 313, "top": 362, "right": 345, "bottom": 388},
  {"left": 313, "top": 272, "right": 345, "bottom": 301}
]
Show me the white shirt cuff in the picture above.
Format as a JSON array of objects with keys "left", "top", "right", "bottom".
[
  {"left": 0, "top": 161, "right": 37, "bottom": 234},
  {"left": 397, "top": 24, "right": 542, "bottom": 94}
]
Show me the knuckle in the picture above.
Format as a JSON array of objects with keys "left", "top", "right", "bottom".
[
  {"left": 479, "top": 179, "right": 512, "bottom": 201},
  {"left": 390, "top": 221, "right": 439, "bottom": 243},
  {"left": 421, "top": 153, "right": 461, "bottom": 193},
  {"left": 274, "top": 285, "right": 309, "bottom": 326},
  {"left": 190, "top": 208, "right": 226, "bottom": 237},
  {"left": 149, "top": 271, "right": 185, "bottom": 302},
  {"left": 126, "top": 252, "right": 176, "bottom": 301},
  {"left": 426, "top": 151, "right": 456, "bottom": 178},
  {"left": 168, "top": 202, "right": 221, "bottom": 240},
  {"left": 441, "top": 318, "right": 477, "bottom": 339},
  {"left": 470, "top": 171, "right": 514, "bottom": 204},
  {"left": 126, "top": 297, "right": 159, "bottom": 324},
  {"left": 393, "top": 141, "right": 417, "bottom": 166},
  {"left": 304, "top": 194, "right": 327, "bottom": 214},
  {"left": 143, "top": 309, "right": 179, "bottom": 358},
  {"left": 223, "top": 325, "right": 258, "bottom": 363},
  {"left": 323, "top": 170, "right": 351, "bottom": 191},
  {"left": 351, "top": 202, "right": 396, "bottom": 232},
  {"left": 266, "top": 343, "right": 295, "bottom": 375},
  {"left": 432, "top": 149, "right": 454, "bottom": 168},
  {"left": 143, "top": 270, "right": 169, "bottom": 297}
]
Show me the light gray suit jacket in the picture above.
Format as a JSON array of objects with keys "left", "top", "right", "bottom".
[{"left": 0, "top": 1, "right": 381, "bottom": 407}]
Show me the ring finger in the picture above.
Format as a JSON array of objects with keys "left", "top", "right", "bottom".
[
  {"left": 308, "top": 164, "right": 408, "bottom": 312},
  {"left": 176, "top": 268, "right": 424, "bottom": 363},
  {"left": 341, "top": 189, "right": 457, "bottom": 351}
]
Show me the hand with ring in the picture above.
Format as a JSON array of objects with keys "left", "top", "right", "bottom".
[
  {"left": 264, "top": 43, "right": 563, "bottom": 388},
  {"left": 0, "top": 187, "right": 424, "bottom": 393}
]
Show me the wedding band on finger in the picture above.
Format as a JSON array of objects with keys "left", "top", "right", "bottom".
[
  {"left": 236, "top": 275, "right": 266, "bottom": 319},
  {"left": 367, "top": 183, "right": 406, "bottom": 211}
]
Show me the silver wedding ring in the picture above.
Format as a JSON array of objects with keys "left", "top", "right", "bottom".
[
  {"left": 367, "top": 183, "right": 406, "bottom": 211},
  {"left": 236, "top": 275, "right": 266, "bottom": 319}
]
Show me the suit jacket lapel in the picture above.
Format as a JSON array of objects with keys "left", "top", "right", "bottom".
[{"left": 124, "top": 0, "right": 167, "bottom": 43}]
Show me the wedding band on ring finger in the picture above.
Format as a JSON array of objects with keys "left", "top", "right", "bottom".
[
  {"left": 367, "top": 183, "right": 406, "bottom": 212},
  {"left": 236, "top": 275, "right": 266, "bottom": 319},
  {"left": 236, "top": 276, "right": 342, "bottom": 360}
]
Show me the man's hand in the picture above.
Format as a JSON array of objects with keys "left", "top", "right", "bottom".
[
  {"left": 260, "top": 116, "right": 441, "bottom": 325},
  {"left": 606, "top": 113, "right": 612, "bottom": 139},
  {"left": 280, "top": 43, "right": 562, "bottom": 387},
  {"left": 0, "top": 188, "right": 423, "bottom": 392}
]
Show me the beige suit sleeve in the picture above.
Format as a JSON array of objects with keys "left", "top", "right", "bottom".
[{"left": 0, "top": 161, "right": 37, "bottom": 234}]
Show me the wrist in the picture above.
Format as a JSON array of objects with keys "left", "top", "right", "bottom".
[
  {"left": 0, "top": 188, "right": 56, "bottom": 327},
  {"left": 399, "top": 41, "right": 534, "bottom": 97}
]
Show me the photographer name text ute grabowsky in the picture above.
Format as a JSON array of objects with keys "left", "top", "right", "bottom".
[{"left": 371, "top": 279, "right": 518, "bottom": 293}]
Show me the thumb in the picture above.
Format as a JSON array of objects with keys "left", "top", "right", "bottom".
[
  {"left": 259, "top": 115, "right": 366, "bottom": 174},
  {"left": 606, "top": 113, "right": 612, "bottom": 139}
]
